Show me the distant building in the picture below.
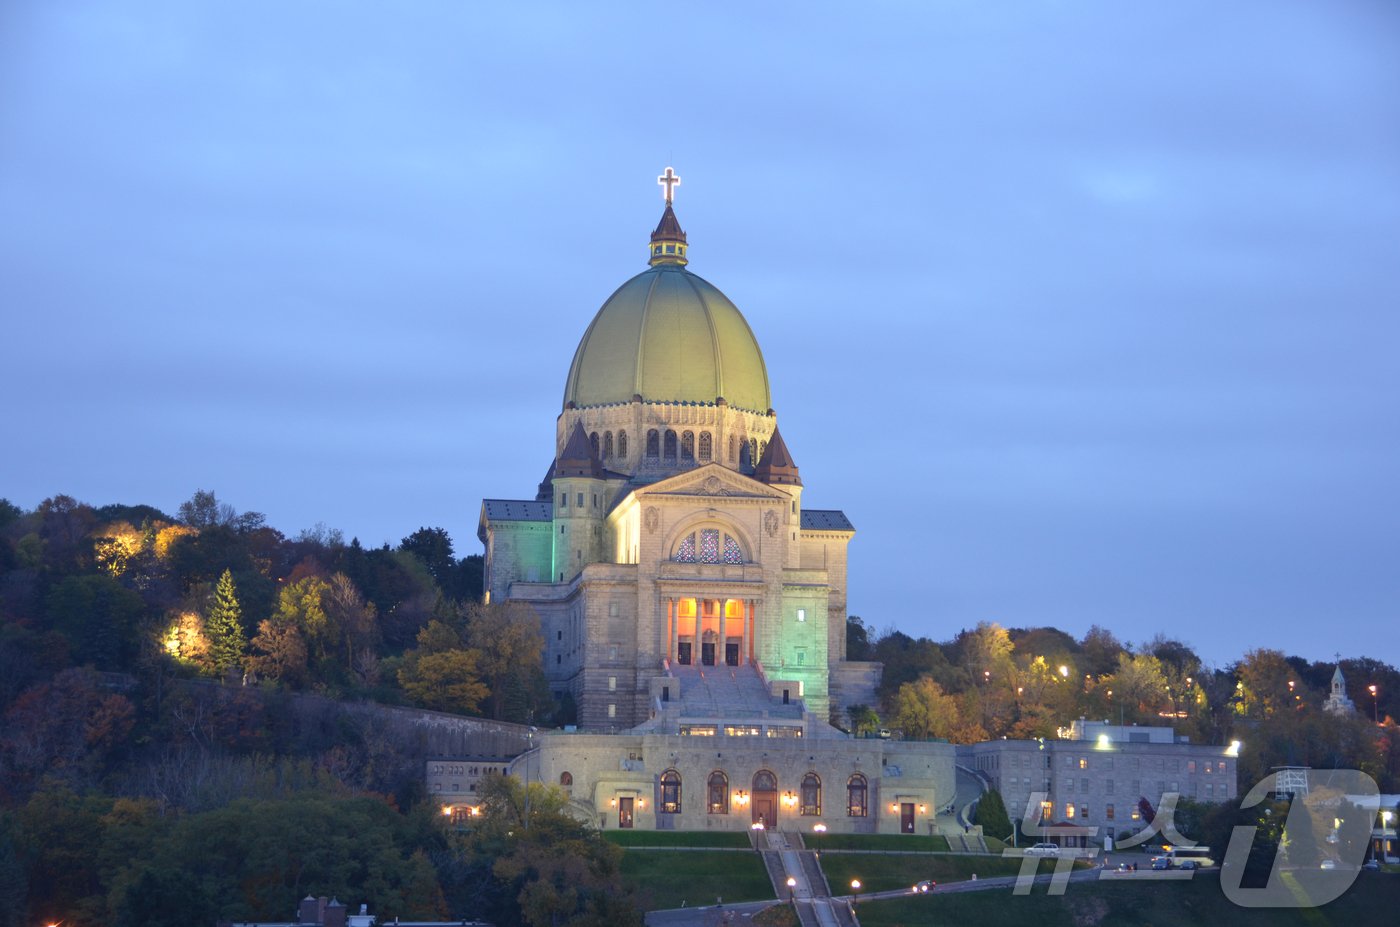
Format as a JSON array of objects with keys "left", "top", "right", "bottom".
[
  {"left": 1323, "top": 664, "right": 1357, "bottom": 716},
  {"left": 960, "top": 721, "right": 1239, "bottom": 844},
  {"left": 426, "top": 757, "right": 511, "bottom": 820}
]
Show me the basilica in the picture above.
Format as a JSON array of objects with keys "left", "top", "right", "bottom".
[{"left": 478, "top": 170, "right": 962, "bottom": 834}]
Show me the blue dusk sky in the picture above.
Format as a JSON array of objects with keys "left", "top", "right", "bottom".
[{"left": 2, "top": 2, "right": 1397, "bottom": 667}]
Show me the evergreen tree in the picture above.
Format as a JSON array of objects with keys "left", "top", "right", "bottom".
[
  {"left": 973, "top": 788, "right": 1013, "bottom": 840},
  {"left": 205, "top": 569, "right": 245, "bottom": 674}
]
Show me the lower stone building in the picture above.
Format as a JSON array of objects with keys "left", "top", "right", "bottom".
[{"left": 960, "top": 719, "right": 1239, "bottom": 845}]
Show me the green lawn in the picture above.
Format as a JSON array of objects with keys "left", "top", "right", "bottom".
[
  {"left": 603, "top": 830, "right": 751, "bottom": 848},
  {"left": 619, "top": 849, "right": 775, "bottom": 910},
  {"left": 805, "top": 833, "right": 951, "bottom": 853},
  {"left": 854, "top": 872, "right": 1400, "bottom": 927},
  {"left": 818, "top": 852, "right": 1037, "bottom": 893}
]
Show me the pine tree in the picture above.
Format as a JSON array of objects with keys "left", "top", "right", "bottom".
[
  {"left": 973, "top": 788, "right": 1014, "bottom": 840},
  {"left": 206, "top": 569, "right": 245, "bottom": 674}
]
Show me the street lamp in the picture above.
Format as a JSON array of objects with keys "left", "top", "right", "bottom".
[
  {"left": 1369, "top": 685, "right": 1379, "bottom": 724},
  {"left": 850, "top": 879, "right": 861, "bottom": 907},
  {"left": 786, "top": 876, "right": 796, "bottom": 903}
]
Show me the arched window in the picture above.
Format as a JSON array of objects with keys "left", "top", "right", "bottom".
[
  {"left": 673, "top": 529, "right": 746, "bottom": 564},
  {"left": 560, "top": 771, "right": 573, "bottom": 789},
  {"left": 664, "top": 430, "right": 678, "bottom": 459},
  {"left": 660, "top": 769, "right": 682, "bottom": 814},
  {"left": 681, "top": 431, "right": 695, "bottom": 460},
  {"left": 590, "top": 432, "right": 600, "bottom": 459},
  {"left": 708, "top": 770, "right": 729, "bottom": 814},
  {"left": 728, "top": 435, "right": 737, "bottom": 462},
  {"left": 699, "top": 432, "right": 712, "bottom": 461},
  {"left": 646, "top": 430, "right": 660, "bottom": 459},
  {"left": 847, "top": 774, "right": 868, "bottom": 817},
  {"left": 603, "top": 432, "right": 613, "bottom": 459},
  {"left": 618, "top": 430, "right": 627, "bottom": 458},
  {"left": 749, "top": 438, "right": 758, "bottom": 463},
  {"left": 760, "top": 440, "right": 768, "bottom": 460},
  {"left": 801, "top": 773, "right": 821, "bottom": 816},
  {"left": 754, "top": 769, "right": 777, "bottom": 792}
]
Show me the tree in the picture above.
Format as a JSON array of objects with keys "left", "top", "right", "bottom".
[
  {"left": 1102, "top": 652, "right": 1170, "bottom": 724},
  {"left": 465, "top": 602, "right": 547, "bottom": 722},
  {"left": 246, "top": 618, "right": 308, "bottom": 686},
  {"left": 398, "top": 649, "right": 488, "bottom": 715},
  {"left": 205, "top": 569, "right": 245, "bottom": 674},
  {"left": 973, "top": 789, "right": 1013, "bottom": 840},
  {"left": 465, "top": 775, "right": 643, "bottom": 927},
  {"left": 889, "top": 677, "right": 962, "bottom": 741},
  {"left": 1080, "top": 625, "right": 1125, "bottom": 678},
  {"left": 846, "top": 617, "right": 872, "bottom": 661}
]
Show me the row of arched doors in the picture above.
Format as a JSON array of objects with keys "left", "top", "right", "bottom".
[{"left": 614, "top": 769, "right": 870, "bottom": 828}]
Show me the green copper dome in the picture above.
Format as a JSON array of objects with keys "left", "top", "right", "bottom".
[{"left": 562, "top": 230, "right": 772, "bottom": 413}]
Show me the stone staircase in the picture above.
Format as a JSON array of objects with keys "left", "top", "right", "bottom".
[{"left": 667, "top": 663, "right": 804, "bottom": 720}]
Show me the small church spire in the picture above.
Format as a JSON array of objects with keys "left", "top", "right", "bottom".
[{"left": 648, "top": 166, "right": 689, "bottom": 266}]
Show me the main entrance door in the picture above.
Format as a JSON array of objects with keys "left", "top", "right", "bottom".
[
  {"left": 901, "top": 802, "right": 915, "bottom": 833},
  {"left": 701, "top": 641, "right": 716, "bottom": 666},
  {"left": 619, "top": 797, "right": 634, "bottom": 829},
  {"left": 725, "top": 641, "right": 739, "bottom": 666},
  {"left": 753, "top": 770, "right": 778, "bottom": 828}
]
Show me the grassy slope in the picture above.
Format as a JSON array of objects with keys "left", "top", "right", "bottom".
[
  {"left": 818, "top": 852, "right": 1042, "bottom": 893},
  {"left": 603, "top": 830, "right": 752, "bottom": 848},
  {"left": 619, "top": 850, "right": 775, "bottom": 910},
  {"left": 855, "top": 872, "right": 1400, "bottom": 927},
  {"left": 805, "top": 833, "right": 951, "bottom": 852}
]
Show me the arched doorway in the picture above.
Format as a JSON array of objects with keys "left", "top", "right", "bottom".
[{"left": 752, "top": 770, "right": 778, "bottom": 828}]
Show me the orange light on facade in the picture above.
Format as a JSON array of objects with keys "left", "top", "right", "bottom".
[{"left": 441, "top": 805, "right": 453, "bottom": 817}]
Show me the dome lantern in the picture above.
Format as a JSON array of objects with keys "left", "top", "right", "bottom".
[{"left": 649, "top": 166, "right": 688, "bottom": 266}]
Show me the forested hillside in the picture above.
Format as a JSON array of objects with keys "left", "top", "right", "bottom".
[{"left": 0, "top": 490, "right": 1395, "bottom": 926}]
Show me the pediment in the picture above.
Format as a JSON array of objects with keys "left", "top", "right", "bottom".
[{"left": 639, "top": 463, "right": 788, "bottom": 503}]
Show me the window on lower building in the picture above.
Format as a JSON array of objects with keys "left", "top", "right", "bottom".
[
  {"left": 847, "top": 774, "right": 868, "bottom": 817},
  {"left": 708, "top": 771, "right": 728, "bottom": 813},
  {"left": 1106, "top": 804, "right": 1115, "bottom": 820},
  {"left": 801, "top": 773, "right": 821, "bottom": 816},
  {"left": 660, "top": 769, "right": 681, "bottom": 814}
]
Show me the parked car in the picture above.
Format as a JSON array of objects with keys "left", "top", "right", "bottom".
[
  {"left": 1025, "top": 843, "right": 1061, "bottom": 857},
  {"left": 1150, "top": 857, "right": 1171, "bottom": 870},
  {"left": 1363, "top": 859, "right": 1380, "bottom": 871}
]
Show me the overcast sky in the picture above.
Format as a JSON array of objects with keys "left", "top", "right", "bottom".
[{"left": 3, "top": 1, "right": 1397, "bottom": 666}]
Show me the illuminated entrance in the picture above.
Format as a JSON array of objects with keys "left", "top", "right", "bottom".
[
  {"left": 666, "top": 597, "right": 755, "bottom": 667},
  {"left": 752, "top": 769, "right": 778, "bottom": 828}
]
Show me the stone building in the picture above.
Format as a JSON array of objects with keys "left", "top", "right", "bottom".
[
  {"left": 478, "top": 171, "right": 959, "bottom": 834},
  {"left": 960, "top": 720, "right": 1239, "bottom": 843}
]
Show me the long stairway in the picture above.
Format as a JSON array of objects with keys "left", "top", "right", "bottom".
[{"left": 760, "top": 830, "right": 855, "bottom": 927}]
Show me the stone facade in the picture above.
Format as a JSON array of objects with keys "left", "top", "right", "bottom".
[
  {"left": 519, "top": 731, "right": 957, "bottom": 836},
  {"left": 960, "top": 721, "right": 1239, "bottom": 841}
]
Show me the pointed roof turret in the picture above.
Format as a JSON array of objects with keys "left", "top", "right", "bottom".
[
  {"left": 555, "top": 421, "right": 602, "bottom": 478},
  {"left": 754, "top": 427, "right": 802, "bottom": 486}
]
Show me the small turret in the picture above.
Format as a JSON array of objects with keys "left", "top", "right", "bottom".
[{"left": 552, "top": 422, "right": 606, "bottom": 582}]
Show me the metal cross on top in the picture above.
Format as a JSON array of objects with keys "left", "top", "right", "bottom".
[{"left": 658, "top": 166, "right": 681, "bottom": 204}]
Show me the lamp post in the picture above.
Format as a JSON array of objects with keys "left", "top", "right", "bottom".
[
  {"left": 1369, "top": 685, "right": 1379, "bottom": 724},
  {"left": 786, "top": 876, "right": 796, "bottom": 903},
  {"left": 850, "top": 879, "right": 861, "bottom": 907}
]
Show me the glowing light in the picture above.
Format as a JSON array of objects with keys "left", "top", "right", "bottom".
[
  {"left": 813, "top": 823, "right": 827, "bottom": 833},
  {"left": 1226, "top": 740, "right": 1242, "bottom": 757},
  {"left": 1058, "top": 665, "right": 1070, "bottom": 678},
  {"left": 1097, "top": 734, "right": 1112, "bottom": 750},
  {"left": 441, "top": 805, "right": 453, "bottom": 817},
  {"left": 657, "top": 166, "right": 681, "bottom": 204}
]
